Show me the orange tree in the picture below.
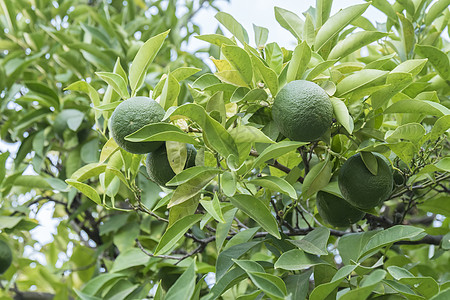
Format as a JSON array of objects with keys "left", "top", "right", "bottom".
[{"left": 1, "top": 0, "right": 450, "bottom": 299}]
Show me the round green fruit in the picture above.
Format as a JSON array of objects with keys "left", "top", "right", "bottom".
[
  {"left": 338, "top": 153, "right": 394, "bottom": 210},
  {"left": 0, "top": 240, "right": 12, "bottom": 274},
  {"left": 272, "top": 80, "right": 333, "bottom": 142},
  {"left": 316, "top": 191, "right": 365, "bottom": 227},
  {"left": 110, "top": 97, "right": 165, "bottom": 154},
  {"left": 146, "top": 144, "right": 197, "bottom": 188}
]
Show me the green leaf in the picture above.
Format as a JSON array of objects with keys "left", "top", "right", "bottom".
[
  {"left": 387, "top": 142, "right": 417, "bottom": 164},
  {"left": 391, "top": 59, "right": 428, "bottom": 76},
  {"left": 305, "top": 59, "right": 337, "bottom": 81},
  {"left": 0, "top": 151, "right": 9, "bottom": 185},
  {"left": 249, "top": 141, "right": 306, "bottom": 171},
  {"left": 330, "top": 97, "right": 353, "bottom": 134},
  {"left": 388, "top": 266, "right": 439, "bottom": 298},
  {"left": 424, "top": 115, "right": 450, "bottom": 142},
  {"left": 70, "top": 163, "right": 107, "bottom": 182},
  {"left": 65, "top": 80, "right": 100, "bottom": 107},
  {"left": 248, "top": 272, "right": 287, "bottom": 299},
  {"left": 81, "top": 274, "right": 127, "bottom": 296},
  {"left": 221, "top": 171, "right": 237, "bottom": 197},
  {"left": 216, "top": 241, "right": 261, "bottom": 281},
  {"left": 216, "top": 208, "right": 238, "bottom": 252},
  {"left": 275, "top": 249, "right": 326, "bottom": 270},
  {"left": 287, "top": 41, "right": 311, "bottom": 83},
  {"left": 165, "top": 261, "right": 196, "bottom": 300},
  {"left": 274, "top": 7, "right": 304, "bottom": 41},
  {"left": 215, "top": 12, "right": 249, "bottom": 45},
  {"left": 265, "top": 43, "right": 283, "bottom": 74},
  {"left": 253, "top": 24, "right": 269, "bottom": 48},
  {"left": 200, "top": 193, "right": 225, "bottom": 223},
  {"left": 302, "top": 159, "right": 333, "bottom": 198},
  {"left": 222, "top": 45, "right": 253, "bottom": 84},
  {"left": 314, "top": 3, "right": 370, "bottom": 51},
  {"left": 195, "top": 34, "right": 236, "bottom": 47},
  {"left": 125, "top": 122, "right": 198, "bottom": 145},
  {"left": 336, "top": 69, "right": 388, "bottom": 97},
  {"left": 386, "top": 123, "right": 426, "bottom": 144},
  {"left": 154, "top": 214, "right": 203, "bottom": 255},
  {"left": 248, "top": 176, "right": 297, "bottom": 199},
  {"left": 316, "top": 0, "right": 333, "bottom": 27},
  {"left": 0, "top": 0, "right": 17, "bottom": 32},
  {"left": 415, "top": 45, "right": 450, "bottom": 80},
  {"left": 309, "top": 265, "right": 357, "bottom": 300},
  {"left": 66, "top": 179, "right": 101, "bottom": 205},
  {"left": 288, "top": 227, "right": 330, "bottom": 255},
  {"left": 430, "top": 288, "right": 450, "bottom": 300},
  {"left": 166, "top": 141, "right": 187, "bottom": 175},
  {"left": 284, "top": 270, "right": 313, "bottom": 300},
  {"left": 166, "top": 104, "right": 239, "bottom": 160},
  {"left": 397, "top": 13, "right": 415, "bottom": 59},
  {"left": 0, "top": 216, "right": 23, "bottom": 230},
  {"left": 384, "top": 100, "right": 450, "bottom": 116},
  {"left": 169, "top": 170, "right": 219, "bottom": 207},
  {"left": 96, "top": 72, "right": 130, "bottom": 99},
  {"left": 328, "top": 31, "right": 388, "bottom": 60},
  {"left": 160, "top": 73, "right": 180, "bottom": 110},
  {"left": 167, "top": 166, "right": 220, "bottom": 187},
  {"left": 225, "top": 227, "right": 260, "bottom": 250},
  {"left": 129, "top": 30, "right": 170, "bottom": 93},
  {"left": 359, "top": 225, "right": 425, "bottom": 260},
  {"left": 248, "top": 51, "right": 279, "bottom": 96},
  {"left": 303, "top": 13, "right": 315, "bottom": 46},
  {"left": 230, "top": 125, "right": 274, "bottom": 163},
  {"left": 424, "top": 0, "right": 450, "bottom": 25},
  {"left": 172, "top": 67, "right": 202, "bottom": 81},
  {"left": 230, "top": 194, "right": 281, "bottom": 239},
  {"left": 339, "top": 269, "right": 386, "bottom": 300},
  {"left": 110, "top": 248, "right": 150, "bottom": 272},
  {"left": 360, "top": 152, "right": 378, "bottom": 176},
  {"left": 420, "top": 196, "right": 450, "bottom": 218},
  {"left": 337, "top": 231, "right": 379, "bottom": 265}
]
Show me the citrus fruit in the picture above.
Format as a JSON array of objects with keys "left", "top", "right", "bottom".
[
  {"left": 272, "top": 80, "right": 333, "bottom": 142},
  {"left": 338, "top": 153, "right": 394, "bottom": 210},
  {"left": 110, "top": 97, "right": 165, "bottom": 154},
  {"left": 146, "top": 143, "right": 197, "bottom": 188},
  {"left": 0, "top": 240, "right": 12, "bottom": 274},
  {"left": 316, "top": 191, "right": 365, "bottom": 227}
]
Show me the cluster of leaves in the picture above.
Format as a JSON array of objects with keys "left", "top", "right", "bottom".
[
  {"left": 1, "top": 0, "right": 450, "bottom": 299},
  {"left": 0, "top": 0, "right": 222, "bottom": 298}
]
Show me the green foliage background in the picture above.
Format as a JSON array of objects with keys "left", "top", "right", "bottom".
[{"left": 0, "top": 0, "right": 449, "bottom": 299}]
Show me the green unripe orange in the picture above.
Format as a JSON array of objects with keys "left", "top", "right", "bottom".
[
  {"left": 272, "top": 80, "right": 333, "bottom": 142},
  {"left": 146, "top": 144, "right": 197, "bottom": 188},
  {"left": 110, "top": 97, "right": 165, "bottom": 154},
  {"left": 338, "top": 153, "right": 394, "bottom": 210},
  {"left": 316, "top": 191, "right": 365, "bottom": 227}
]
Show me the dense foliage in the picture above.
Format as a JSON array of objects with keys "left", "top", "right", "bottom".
[{"left": 0, "top": 0, "right": 449, "bottom": 299}]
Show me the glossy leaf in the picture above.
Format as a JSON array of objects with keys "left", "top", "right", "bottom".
[
  {"left": 230, "top": 194, "right": 281, "bottom": 239},
  {"left": 215, "top": 12, "right": 249, "bottom": 45},
  {"left": 129, "top": 30, "right": 170, "bottom": 93},
  {"left": 302, "top": 158, "right": 333, "bottom": 198},
  {"left": 287, "top": 41, "right": 311, "bottom": 83},
  {"left": 165, "top": 261, "right": 196, "bottom": 300},
  {"left": 315, "top": 3, "right": 370, "bottom": 51},
  {"left": 66, "top": 179, "right": 101, "bottom": 205},
  {"left": 154, "top": 214, "right": 203, "bottom": 255},
  {"left": 330, "top": 97, "right": 353, "bottom": 133},
  {"left": 274, "top": 7, "right": 304, "bottom": 41},
  {"left": 248, "top": 176, "right": 297, "bottom": 199},
  {"left": 275, "top": 249, "right": 326, "bottom": 270}
]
